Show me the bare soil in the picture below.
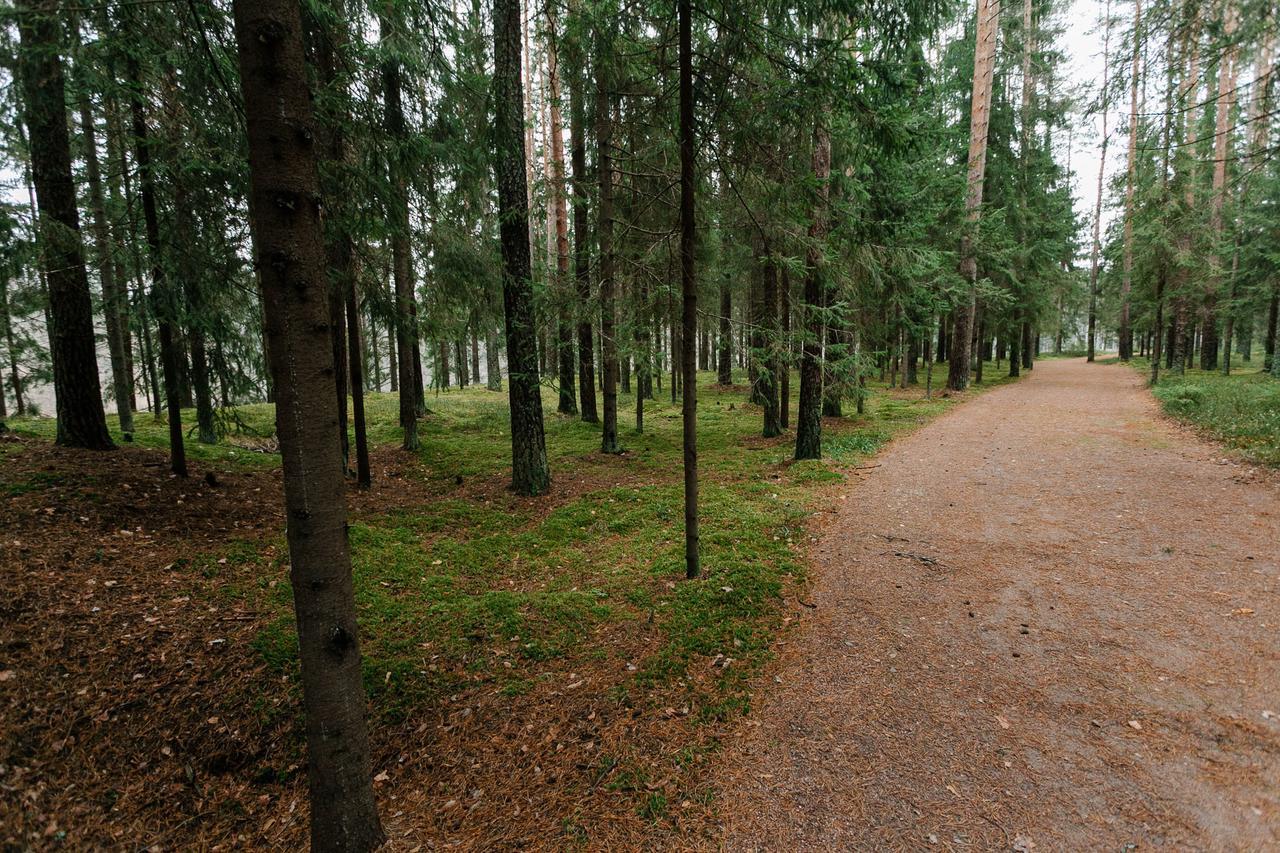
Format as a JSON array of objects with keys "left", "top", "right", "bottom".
[{"left": 714, "top": 358, "right": 1280, "bottom": 850}]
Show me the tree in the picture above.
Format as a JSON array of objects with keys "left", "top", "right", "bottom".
[
  {"left": 1086, "top": 0, "right": 1112, "bottom": 363},
  {"left": 16, "top": 0, "right": 113, "bottom": 450},
  {"left": 494, "top": 0, "right": 552, "bottom": 494},
  {"left": 230, "top": 0, "right": 383, "bottom": 848},
  {"left": 949, "top": 0, "right": 1000, "bottom": 391},
  {"left": 597, "top": 18, "right": 621, "bottom": 455},
  {"left": 381, "top": 7, "right": 421, "bottom": 451},
  {"left": 126, "top": 41, "right": 185, "bottom": 474},
  {"left": 794, "top": 120, "right": 830, "bottom": 460},
  {"left": 1118, "top": 0, "right": 1141, "bottom": 361},
  {"left": 545, "top": 8, "right": 577, "bottom": 416},
  {"left": 679, "top": 0, "right": 699, "bottom": 579}
]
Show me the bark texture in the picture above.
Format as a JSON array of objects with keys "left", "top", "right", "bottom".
[
  {"left": 949, "top": 0, "right": 1000, "bottom": 391},
  {"left": 17, "top": 0, "right": 113, "bottom": 450},
  {"left": 494, "top": 0, "right": 551, "bottom": 493},
  {"left": 231, "top": 1, "right": 384, "bottom": 848}
]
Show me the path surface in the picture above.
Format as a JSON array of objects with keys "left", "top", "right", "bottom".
[{"left": 715, "top": 359, "right": 1279, "bottom": 851}]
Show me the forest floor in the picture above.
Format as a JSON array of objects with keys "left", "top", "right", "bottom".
[
  {"left": 1, "top": 365, "right": 1005, "bottom": 850},
  {"left": 4, "top": 357, "right": 1276, "bottom": 850},
  {"left": 712, "top": 357, "right": 1280, "bottom": 850}
]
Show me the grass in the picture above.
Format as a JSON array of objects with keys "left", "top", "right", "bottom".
[
  {"left": 9, "top": 360, "right": 1018, "bottom": 812},
  {"left": 1118, "top": 354, "right": 1280, "bottom": 466}
]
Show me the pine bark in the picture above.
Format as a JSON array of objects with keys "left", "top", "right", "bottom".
[
  {"left": 1087, "top": 0, "right": 1113, "bottom": 362},
  {"left": 128, "top": 54, "right": 186, "bottom": 470},
  {"left": 949, "top": 0, "right": 1000, "bottom": 391},
  {"left": 1119, "top": 0, "right": 1141, "bottom": 360},
  {"left": 597, "top": 40, "right": 621, "bottom": 454},
  {"left": 717, "top": 280, "right": 732, "bottom": 384},
  {"left": 76, "top": 87, "right": 134, "bottom": 436},
  {"left": 1, "top": 272, "right": 24, "bottom": 415},
  {"left": 380, "top": 9, "right": 420, "bottom": 449},
  {"left": 1202, "top": 0, "right": 1238, "bottom": 371},
  {"left": 795, "top": 121, "right": 830, "bottom": 460},
  {"left": 679, "top": 0, "right": 699, "bottom": 578},
  {"left": 544, "top": 9, "right": 577, "bottom": 415},
  {"left": 231, "top": 2, "right": 384, "bottom": 848},
  {"left": 16, "top": 0, "right": 113, "bottom": 450},
  {"left": 569, "top": 43, "right": 597, "bottom": 422},
  {"left": 494, "top": 0, "right": 552, "bottom": 493}
]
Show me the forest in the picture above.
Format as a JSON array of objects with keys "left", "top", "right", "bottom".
[{"left": 1, "top": 0, "right": 1277, "bottom": 848}]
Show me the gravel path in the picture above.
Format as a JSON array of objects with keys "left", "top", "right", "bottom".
[{"left": 715, "top": 358, "right": 1280, "bottom": 851}]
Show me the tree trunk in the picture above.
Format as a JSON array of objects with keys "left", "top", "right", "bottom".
[
  {"left": 1, "top": 272, "right": 24, "bottom": 415},
  {"left": 717, "top": 280, "right": 732, "bottom": 384},
  {"left": 543, "top": 8, "right": 577, "bottom": 416},
  {"left": 495, "top": 0, "right": 552, "bottom": 493},
  {"left": 761, "top": 251, "right": 781, "bottom": 438},
  {"left": 1086, "top": 0, "right": 1112, "bottom": 363},
  {"left": 231, "top": 3, "right": 384, "bottom": 848},
  {"left": 161, "top": 69, "right": 218, "bottom": 445},
  {"left": 17, "top": 0, "right": 113, "bottom": 449},
  {"left": 597, "top": 37, "right": 621, "bottom": 454},
  {"left": 1265, "top": 285, "right": 1278, "bottom": 372},
  {"left": 347, "top": 281, "right": 371, "bottom": 487},
  {"left": 780, "top": 266, "right": 791, "bottom": 426},
  {"left": 381, "top": 9, "right": 419, "bottom": 450},
  {"left": 678, "top": 0, "right": 699, "bottom": 578},
  {"left": 950, "top": 0, "right": 999, "bottom": 391},
  {"left": 486, "top": 328, "right": 503, "bottom": 389},
  {"left": 315, "top": 7, "right": 365, "bottom": 477},
  {"left": 1118, "top": 0, "right": 1141, "bottom": 360},
  {"left": 128, "top": 52, "right": 185, "bottom": 471},
  {"left": 471, "top": 327, "right": 481, "bottom": 385},
  {"left": 570, "top": 57, "right": 597, "bottom": 422},
  {"left": 1202, "top": 0, "right": 1238, "bottom": 371},
  {"left": 76, "top": 83, "right": 134, "bottom": 436},
  {"left": 795, "top": 121, "right": 830, "bottom": 460}
]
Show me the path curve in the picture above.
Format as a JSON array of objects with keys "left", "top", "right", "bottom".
[{"left": 715, "top": 358, "right": 1279, "bottom": 851}]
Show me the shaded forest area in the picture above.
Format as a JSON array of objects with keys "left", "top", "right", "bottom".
[{"left": 1, "top": 0, "right": 1277, "bottom": 847}]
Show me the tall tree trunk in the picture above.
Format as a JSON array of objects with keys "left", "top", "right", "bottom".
[
  {"left": 1171, "top": 4, "right": 1202, "bottom": 375},
  {"left": 315, "top": 5, "right": 365, "bottom": 476},
  {"left": 471, "top": 326, "right": 481, "bottom": 384},
  {"left": 545, "top": 8, "right": 577, "bottom": 416},
  {"left": 678, "top": 0, "right": 699, "bottom": 578},
  {"left": 381, "top": 9, "right": 419, "bottom": 450},
  {"left": 232, "top": 3, "right": 384, "bottom": 849},
  {"left": 16, "top": 0, "right": 113, "bottom": 449},
  {"left": 347, "top": 282, "right": 371, "bottom": 487},
  {"left": 161, "top": 69, "right": 217, "bottom": 445},
  {"left": 127, "top": 53, "right": 185, "bottom": 470},
  {"left": 495, "top": 0, "right": 552, "bottom": 493},
  {"left": 486, "top": 328, "right": 503, "bottom": 389},
  {"left": 103, "top": 91, "right": 137, "bottom": 413},
  {"left": 1118, "top": 0, "right": 1141, "bottom": 360},
  {"left": 762, "top": 252, "right": 781, "bottom": 438},
  {"left": 0, "top": 272, "right": 24, "bottom": 415},
  {"left": 1202, "top": 0, "right": 1238, "bottom": 371},
  {"left": 718, "top": 280, "right": 732, "bottom": 384},
  {"left": 795, "top": 120, "right": 830, "bottom": 460},
  {"left": 597, "top": 37, "right": 621, "bottom": 454},
  {"left": 1087, "top": 0, "right": 1112, "bottom": 363},
  {"left": 76, "top": 83, "right": 134, "bottom": 436},
  {"left": 569, "top": 47, "right": 597, "bottom": 422},
  {"left": 950, "top": 0, "right": 1000, "bottom": 390},
  {"left": 780, "top": 266, "right": 791, "bottom": 426}
]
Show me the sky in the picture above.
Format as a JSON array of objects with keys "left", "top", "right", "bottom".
[{"left": 1060, "top": 0, "right": 1123, "bottom": 243}]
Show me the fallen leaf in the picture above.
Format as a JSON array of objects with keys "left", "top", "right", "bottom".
[{"left": 995, "top": 714, "right": 1011, "bottom": 730}]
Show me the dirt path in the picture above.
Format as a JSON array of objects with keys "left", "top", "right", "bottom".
[{"left": 715, "top": 358, "right": 1279, "bottom": 851}]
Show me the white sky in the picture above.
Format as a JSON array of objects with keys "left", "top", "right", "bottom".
[{"left": 1061, "top": 0, "right": 1121, "bottom": 247}]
